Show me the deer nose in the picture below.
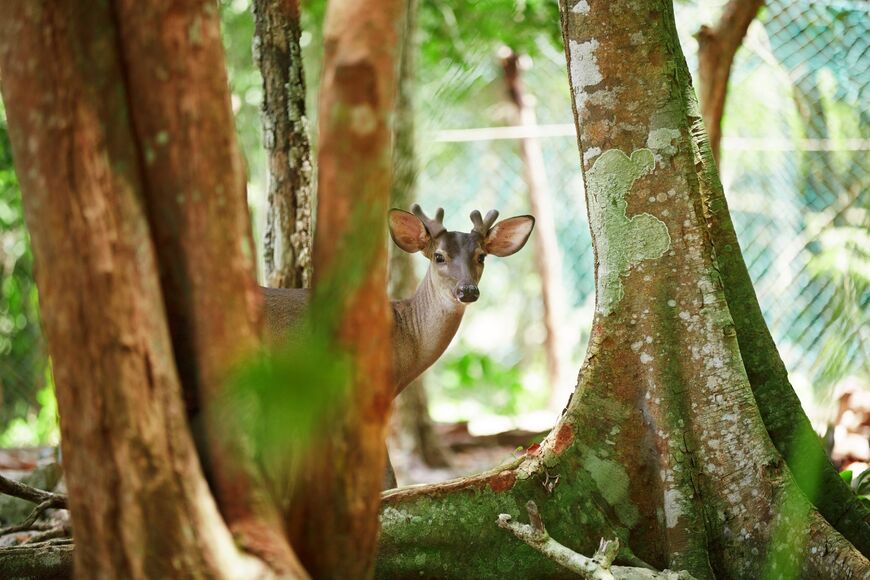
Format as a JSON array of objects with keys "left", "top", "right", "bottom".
[{"left": 456, "top": 284, "right": 479, "bottom": 303}]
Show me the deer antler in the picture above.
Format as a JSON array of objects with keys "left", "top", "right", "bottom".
[
  {"left": 470, "top": 209, "right": 499, "bottom": 237},
  {"left": 411, "top": 204, "right": 446, "bottom": 238}
]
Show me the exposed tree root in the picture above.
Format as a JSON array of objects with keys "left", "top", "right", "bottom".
[
  {"left": 497, "top": 501, "right": 696, "bottom": 579},
  {"left": 685, "top": 62, "right": 870, "bottom": 555},
  {"left": 0, "top": 538, "right": 73, "bottom": 579}
]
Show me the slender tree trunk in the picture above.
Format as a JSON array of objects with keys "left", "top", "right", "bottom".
[
  {"left": 285, "top": 0, "right": 406, "bottom": 576},
  {"left": 501, "top": 49, "right": 570, "bottom": 409},
  {"left": 374, "top": 1, "right": 869, "bottom": 577},
  {"left": 696, "top": 0, "right": 765, "bottom": 164},
  {"left": 390, "top": 0, "right": 451, "bottom": 472},
  {"left": 255, "top": 0, "right": 314, "bottom": 289},
  {"left": 0, "top": 2, "right": 291, "bottom": 576}
]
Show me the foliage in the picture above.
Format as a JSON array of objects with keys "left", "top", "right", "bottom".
[
  {"left": 840, "top": 468, "right": 870, "bottom": 509},
  {"left": 436, "top": 351, "right": 529, "bottom": 416},
  {"left": 220, "top": 0, "right": 266, "bottom": 184},
  {"left": 0, "top": 100, "right": 49, "bottom": 433},
  {"left": 807, "top": 220, "right": 869, "bottom": 398},
  {"left": 226, "top": 331, "right": 349, "bottom": 466},
  {"left": 0, "top": 381, "right": 58, "bottom": 448},
  {"left": 417, "top": 0, "right": 560, "bottom": 69}
]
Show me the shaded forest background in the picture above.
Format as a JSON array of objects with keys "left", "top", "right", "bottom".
[{"left": 0, "top": 0, "right": 866, "bottom": 479}]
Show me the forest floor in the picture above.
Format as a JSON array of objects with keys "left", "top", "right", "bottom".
[{"left": 389, "top": 422, "right": 548, "bottom": 486}]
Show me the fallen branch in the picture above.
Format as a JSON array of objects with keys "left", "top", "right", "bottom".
[
  {"left": 0, "top": 474, "right": 66, "bottom": 511},
  {"left": 23, "top": 523, "right": 72, "bottom": 545},
  {"left": 0, "top": 474, "right": 68, "bottom": 538},
  {"left": 0, "top": 499, "right": 61, "bottom": 537},
  {"left": 497, "top": 501, "right": 696, "bottom": 579}
]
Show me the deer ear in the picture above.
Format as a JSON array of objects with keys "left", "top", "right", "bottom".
[
  {"left": 485, "top": 215, "right": 535, "bottom": 257},
  {"left": 388, "top": 209, "right": 430, "bottom": 253}
]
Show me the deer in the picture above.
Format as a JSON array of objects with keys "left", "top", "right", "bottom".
[
  {"left": 263, "top": 204, "right": 535, "bottom": 395},
  {"left": 261, "top": 204, "right": 534, "bottom": 486}
]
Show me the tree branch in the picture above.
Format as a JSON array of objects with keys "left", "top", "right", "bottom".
[
  {"left": 0, "top": 474, "right": 66, "bottom": 511},
  {"left": 0, "top": 473, "right": 68, "bottom": 538},
  {"left": 0, "top": 500, "right": 60, "bottom": 537},
  {"left": 497, "top": 501, "right": 696, "bottom": 579},
  {"left": 696, "top": 0, "right": 765, "bottom": 163}
]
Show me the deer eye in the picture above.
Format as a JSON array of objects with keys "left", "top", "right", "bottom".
[
  {"left": 434, "top": 253, "right": 446, "bottom": 264},
  {"left": 477, "top": 254, "right": 486, "bottom": 264}
]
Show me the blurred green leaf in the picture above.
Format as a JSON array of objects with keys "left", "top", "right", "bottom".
[
  {"left": 225, "top": 329, "right": 351, "bottom": 466},
  {"left": 840, "top": 469, "right": 853, "bottom": 484}
]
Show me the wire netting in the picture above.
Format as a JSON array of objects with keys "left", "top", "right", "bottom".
[{"left": 414, "top": 0, "right": 869, "bottom": 419}]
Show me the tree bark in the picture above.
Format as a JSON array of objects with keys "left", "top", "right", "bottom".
[
  {"left": 696, "top": 0, "right": 764, "bottom": 164},
  {"left": 0, "top": 2, "right": 286, "bottom": 576},
  {"left": 0, "top": 539, "right": 74, "bottom": 579},
  {"left": 501, "top": 49, "right": 571, "bottom": 408},
  {"left": 390, "top": 0, "right": 452, "bottom": 472},
  {"left": 695, "top": 61, "right": 870, "bottom": 558},
  {"left": 374, "top": 1, "right": 869, "bottom": 577},
  {"left": 285, "top": 0, "right": 406, "bottom": 576},
  {"left": 255, "top": 0, "right": 314, "bottom": 289},
  {"left": 110, "top": 0, "right": 303, "bottom": 571},
  {"left": 698, "top": 0, "right": 870, "bottom": 554}
]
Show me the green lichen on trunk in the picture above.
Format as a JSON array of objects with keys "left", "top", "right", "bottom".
[{"left": 587, "top": 149, "right": 671, "bottom": 315}]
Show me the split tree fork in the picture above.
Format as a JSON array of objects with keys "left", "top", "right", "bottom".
[
  {"left": 0, "top": 0, "right": 407, "bottom": 577},
  {"left": 375, "top": 0, "right": 870, "bottom": 577}
]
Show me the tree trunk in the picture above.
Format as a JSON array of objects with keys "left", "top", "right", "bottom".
[
  {"left": 374, "top": 0, "right": 869, "bottom": 577},
  {"left": 0, "top": 1, "right": 292, "bottom": 576},
  {"left": 390, "top": 0, "right": 452, "bottom": 472},
  {"left": 696, "top": 0, "right": 764, "bottom": 164},
  {"left": 255, "top": 0, "right": 315, "bottom": 289},
  {"left": 501, "top": 49, "right": 571, "bottom": 409},
  {"left": 111, "top": 0, "right": 303, "bottom": 571},
  {"left": 285, "top": 0, "right": 406, "bottom": 576}
]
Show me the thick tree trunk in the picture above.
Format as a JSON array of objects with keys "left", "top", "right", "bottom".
[
  {"left": 374, "top": 0, "right": 869, "bottom": 577},
  {"left": 285, "top": 0, "right": 406, "bottom": 577},
  {"left": 390, "top": 0, "right": 452, "bottom": 472},
  {"left": 111, "top": 0, "right": 302, "bottom": 571},
  {"left": 501, "top": 49, "right": 570, "bottom": 408},
  {"left": 255, "top": 0, "right": 315, "bottom": 289},
  {"left": 0, "top": 2, "right": 286, "bottom": 576},
  {"left": 696, "top": 0, "right": 764, "bottom": 164}
]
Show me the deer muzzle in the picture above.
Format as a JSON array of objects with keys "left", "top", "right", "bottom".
[{"left": 456, "top": 284, "right": 479, "bottom": 303}]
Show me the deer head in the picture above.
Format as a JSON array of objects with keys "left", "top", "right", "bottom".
[{"left": 388, "top": 204, "right": 535, "bottom": 304}]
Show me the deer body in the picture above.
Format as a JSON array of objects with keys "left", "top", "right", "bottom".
[
  {"left": 263, "top": 268, "right": 466, "bottom": 394},
  {"left": 262, "top": 205, "right": 534, "bottom": 397}
]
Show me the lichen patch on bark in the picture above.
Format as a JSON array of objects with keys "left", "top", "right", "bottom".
[
  {"left": 587, "top": 148, "right": 671, "bottom": 315},
  {"left": 568, "top": 39, "right": 602, "bottom": 110}
]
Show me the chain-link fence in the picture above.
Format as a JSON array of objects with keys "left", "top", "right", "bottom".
[
  {"left": 415, "top": 0, "right": 869, "bottom": 421},
  {"left": 0, "top": 0, "right": 865, "bottom": 436}
]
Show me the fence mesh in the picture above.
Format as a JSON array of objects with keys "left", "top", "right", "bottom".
[
  {"left": 0, "top": 0, "right": 866, "bottom": 435},
  {"left": 414, "top": 0, "right": 869, "bottom": 418}
]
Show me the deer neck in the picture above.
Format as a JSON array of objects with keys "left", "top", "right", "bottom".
[{"left": 391, "top": 268, "right": 466, "bottom": 394}]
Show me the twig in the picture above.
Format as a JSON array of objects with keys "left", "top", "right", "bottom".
[
  {"left": 497, "top": 501, "right": 697, "bottom": 579},
  {"left": 0, "top": 473, "right": 68, "bottom": 537},
  {"left": 22, "top": 523, "right": 72, "bottom": 544},
  {"left": 0, "top": 500, "right": 58, "bottom": 536}
]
